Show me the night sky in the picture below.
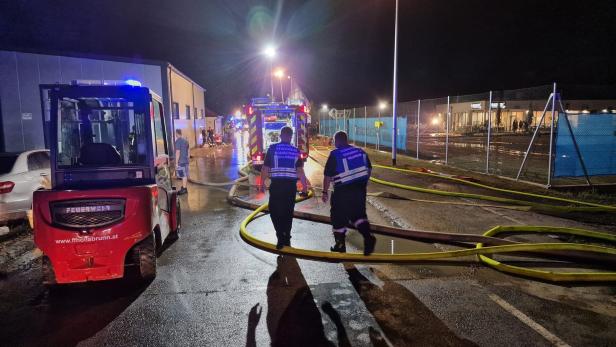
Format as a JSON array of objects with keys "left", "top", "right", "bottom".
[{"left": 1, "top": 0, "right": 615, "bottom": 113}]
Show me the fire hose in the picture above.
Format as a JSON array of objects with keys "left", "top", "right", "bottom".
[{"left": 193, "top": 150, "right": 616, "bottom": 282}]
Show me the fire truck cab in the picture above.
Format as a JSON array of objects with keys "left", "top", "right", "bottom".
[
  {"left": 33, "top": 82, "right": 181, "bottom": 285},
  {"left": 246, "top": 97, "right": 310, "bottom": 169}
]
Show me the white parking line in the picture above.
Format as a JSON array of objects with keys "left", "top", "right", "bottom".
[{"left": 489, "top": 293, "right": 571, "bottom": 347}]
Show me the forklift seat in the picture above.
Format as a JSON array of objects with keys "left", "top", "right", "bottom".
[{"left": 79, "top": 143, "right": 122, "bottom": 166}]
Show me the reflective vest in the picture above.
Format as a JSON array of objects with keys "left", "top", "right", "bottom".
[
  {"left": 331, "top": 146, "right": 369, "bottom": 187},
  {"left": 269, "top": 143, "right": 300, "bottom": 180}
]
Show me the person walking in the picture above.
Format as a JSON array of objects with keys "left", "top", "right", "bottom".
[
  {"left": 207, "top": 127, "right": 215, "bottom": 146},
  {"left": 321, "top": 131, "right": 376, "bottom": 255},
  {"left": 201, "top": 127, "right": 207, "bottom": 147},
  {"left": 174, "top": 128, "right": 189, "bottom": 195},
  {"left": 260, "top": 126, "right": 309, "bottom": 249}
]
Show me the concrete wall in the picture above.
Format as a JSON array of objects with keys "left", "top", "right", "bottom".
[
  {"left": 0, "top": 50, "right": 163, "bottom": 152},
  {"left": 169, "top": 68, "right": 206, "bottom": 148}
]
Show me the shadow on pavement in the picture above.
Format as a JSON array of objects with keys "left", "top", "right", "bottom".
[
  {"left": 266, "top": 255, "right": 334, "bottom": 347},
  {"left": 321, "top": 301, "right": 351, "bottom": 347},
  {"left": 246, "top": 303, "right": 263, "bottom": 347},
  {"left": 345, "top": 265, "right": 477, "bottom": 347},
  {"left": 0, "top": 272, "right": 149, "bottom": 347}
]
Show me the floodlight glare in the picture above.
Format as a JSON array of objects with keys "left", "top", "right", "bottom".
[{"left": 263, "top": 45, "right": 277, "bottom": 59}]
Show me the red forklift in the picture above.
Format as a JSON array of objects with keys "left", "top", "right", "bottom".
[{"left": 33, "top": 81, "right": 181, "bottom": 285}]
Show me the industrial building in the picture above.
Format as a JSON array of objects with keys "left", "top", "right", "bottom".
[{"left": 0, "top": 49, "right": 208, "bottom": 152}]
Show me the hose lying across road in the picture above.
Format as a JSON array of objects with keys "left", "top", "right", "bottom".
[{"left": 197, "top": 148, "right": 616, "bottom": 282}]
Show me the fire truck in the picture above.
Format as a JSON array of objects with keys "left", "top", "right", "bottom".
[
  {"left": 33, "top": 81, "right": 181, "bottom": 285},
  {"left": 246, "top": 97, "right": 310, "bottom": 169}
]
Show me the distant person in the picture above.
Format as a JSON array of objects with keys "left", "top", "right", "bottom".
[
  {"left": 207, "top": 127, "right": 215, "bottom": 146},
  {"left": 201, "top": 128, "right": 207, "bottom": 147},
  {"left": 260, "top": 126, "right": 309, "bottom": 249},
  {"left": 512, "top": 119, "right": 518, "bottom": 133},
  {"left": 174, "top": 129, "right": 189, "bottom": 195},
  {"left": 321, "top": 131, "right": 376, "bottom": 255}
]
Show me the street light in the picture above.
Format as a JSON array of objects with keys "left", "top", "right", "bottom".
[
  {"left": 391, "top": 0, "right": 400, "bottom": 165},
  {"left": 262, "top": 44, "right": 277, "bottom": 101},
  {"left": 321, "top": 104, "right": 328, "bottom": 111},
  {"left": 262, "top": 44, "right": 277, "bottom": 59},
  {"left": 273, "top": 68, "right": 285, "bottom": 102}
]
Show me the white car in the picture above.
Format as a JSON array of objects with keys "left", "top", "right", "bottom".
[{"left": 0, "top": 150, "right": 51, "bottom": 225}]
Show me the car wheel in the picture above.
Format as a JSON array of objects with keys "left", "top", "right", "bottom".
[{"left": 133, "top": 235, "right": 156, "bottom": 281}]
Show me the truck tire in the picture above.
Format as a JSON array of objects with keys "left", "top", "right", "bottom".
[
  {"left": 168, "top": 199, "right": 181, "bottom": 241},
  {"left": 134, "top": 235, "right": 157, "bottom": 281},
  {"left": 41, "top": 256, "right": 57, "bottom": 286}
]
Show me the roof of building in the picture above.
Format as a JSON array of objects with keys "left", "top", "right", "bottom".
[{"left": 0, "top": 47, "right": 207, "bottom": 91}]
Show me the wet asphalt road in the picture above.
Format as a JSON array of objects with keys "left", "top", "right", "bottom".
[{"left": 1, "top": 133, "right": 615, "bottom": 346}]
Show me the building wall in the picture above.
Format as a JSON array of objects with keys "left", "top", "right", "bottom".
[
  {"left": 169, "top": 68, "right": 206, "bottom": 148},
  {"left": 0, "top": 50, "right": 163, "bottom": 152}
]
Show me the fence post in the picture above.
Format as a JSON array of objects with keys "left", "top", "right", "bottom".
[
  {"left": 445, "top": 96, "right": 450, "bottom": 164},
  {"left": 364, "top": 105, "right": 367, "bottom": 148},
  {"left": 486, "top": 91, "right": 493, "bottom": 174},
  {"left": 547, "top": 82, "right": 557, "bottom": 187},
  {"left": 353, "top": 108, "right": 356, "bottom": 145},
  {"left": 416, "top": 100, "right": 420, "bottom": 159}
]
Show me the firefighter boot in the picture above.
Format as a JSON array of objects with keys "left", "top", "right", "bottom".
[
  {"left": 330, "top": 232, "right": 346, "bottom": 253},
  {"left": 358, "top": 222, "right": 376, "bottom": 256}
]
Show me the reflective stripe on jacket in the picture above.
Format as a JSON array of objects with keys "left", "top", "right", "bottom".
[
  {"left": 270, "top": 143, "right": 300, "bottom": 180},
  {"left": 332, "top": 146, "right": 369, "bottom": 186}
]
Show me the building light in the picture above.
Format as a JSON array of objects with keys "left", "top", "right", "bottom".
[
  {"left": 431, "top": 117, "right": 440, "bottom": 125},
  {"left": 582, "top": 110, "right": 590, "bottom": 114},
  {"left": 601, "top": 109, "right": 609, "bottom": 113}
]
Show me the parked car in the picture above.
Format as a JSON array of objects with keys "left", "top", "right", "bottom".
[{"left": 0, "top": 150, "right": 51, "bottom": 225}]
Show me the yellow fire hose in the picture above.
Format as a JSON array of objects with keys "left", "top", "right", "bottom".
[
  {"left": 237, "top": 190, "right": 616, "bottom": 282},
  {"left": 310, "top": 145, "right": 616, "bottom": 214},
  {"left": 230, "top": 147, "right": 616, "bottom": 282}
]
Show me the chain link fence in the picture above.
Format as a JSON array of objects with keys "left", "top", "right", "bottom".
[{"left": 316, "top": 84, "right": 616, "bottom": 186}]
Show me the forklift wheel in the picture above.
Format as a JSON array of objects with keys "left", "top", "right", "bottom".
[
  {"left": 134, "top": 235, "right": 157, "bottom": 281},
  {"left": 41, "top": 256, "right": 57, "bottom": 286}
]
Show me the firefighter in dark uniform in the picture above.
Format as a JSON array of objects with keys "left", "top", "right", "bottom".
[
  {"left": 260, "top": 126, "right": 309, "bottom": 249},
  {"left": 322, "top": 131, "right": 376, "bottom": 255}
]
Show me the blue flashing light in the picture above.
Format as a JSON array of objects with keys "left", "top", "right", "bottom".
[{"left": 125, "top": 79, "right": 142, "bottom": 87}]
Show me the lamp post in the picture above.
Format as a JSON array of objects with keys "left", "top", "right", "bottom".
[
  {"left": 273, "top": 68, "right": 285, "bottom": 103},
  {"left": 321, "top": 104, "right": 328, "bottom": 136},
  {"left": 262, "top": 44, "right": 277, "bottom": 101},
  {"left": 391, "top": 0, "right": 400, "bottom": 165}
]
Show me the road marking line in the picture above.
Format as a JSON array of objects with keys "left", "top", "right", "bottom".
[{"left": 488, "top": 293, "right": 571, "bottom": 347}]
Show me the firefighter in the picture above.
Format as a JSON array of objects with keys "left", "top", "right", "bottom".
[
  {"left": 260, "top": 126, "right": 309, "bottom": 249},
  {"left": 321, "top": 131, "right": 376, "bottom": 255}
]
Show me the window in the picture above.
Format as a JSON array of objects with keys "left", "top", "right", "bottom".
[
  {"left": 152, "top": 100, "right": 167, "bottom": 156},
  {"left": 57, "top": 97, "right": 148, "bottom": 168},
  {"left": 0, "top": 154, "right": 18, "bottom": 174},
  {"left": 185, "top": 105, "right": 191, "bottom": 120},
  {"left": 28, "top": 152, "right": 50, "bottom": 171},
  {"left": 201, "top": 109, "right": 205, "bottom": 119},
  {"left": 194, "top": 107, "right": 198, "bottom": 120},
  {"left": 173, "top": 102, "right": 179, "bottom": 119}
]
